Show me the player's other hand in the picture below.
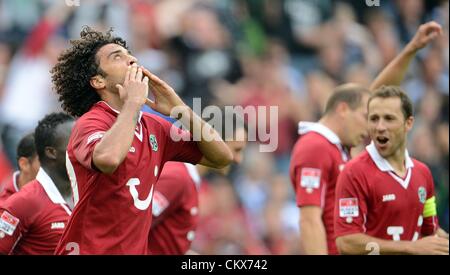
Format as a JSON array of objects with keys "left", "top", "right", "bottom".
[
  {"left": 116, "top": 64, "right": 149, "bottom": 107},
  {"left": 141, "top": 67, "right": 187, "bottom": 116},
  {"left": 408, "top": 21, "right": 443, "bottom": 52},
  {"left": 436, "top": 228, "right": 449, "bottom": 240},
  {"left": 410, "top": 235, "right": 449, "bottom": 255}
]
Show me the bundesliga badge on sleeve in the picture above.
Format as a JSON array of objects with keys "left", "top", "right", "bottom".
[
  {"left": 152, "top": 191, "right": 169, "bottom": 217},
  {"left": 0, "top": 211, "right": 19, "bottom": 236},
  {"left": 339, "top": 198, "right": 359, "bottom": 224},
  {"left": 300, "top": 168, "right": 321, "bottom": 194}
]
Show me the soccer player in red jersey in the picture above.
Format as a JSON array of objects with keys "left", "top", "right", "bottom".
[
  {"left": 290, "top": 85, "right": 370, "bottom": 255},
  {"left": 51, "top": 27, "right": 232, "bottom": 255},
  {"left": 334, "top": 86, "right": 449, "bottom": 255},
  {"left": 148, "top": 112, "right": 247, "bottom": 255},
  {"left": 0, "top": 133, "right": 40, "bottom": 204},
  {"left": 0, "top": 149, "right": 12, "bottom": 185},
  {"left": 289, "top": 21, "right": 443, "bottom": 255},
  {"left": 0, "top": 113, "right": 74, "bottom": 255}
]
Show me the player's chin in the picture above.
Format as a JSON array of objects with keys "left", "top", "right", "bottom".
[
  {"left": 351, "top": 135, "right": 365, "bottom": 147},
  {"left": 214, "top": 166, "right": 231, "bottom": 176},
  {"left": 106, "top": 79, "right": 122, "bottom": 91},
  {"left": 375, "top": 142, "right": 391, "bottom": 156}
]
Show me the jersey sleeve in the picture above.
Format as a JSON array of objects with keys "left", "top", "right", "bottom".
[
  {"left": 291, "top": 146, "right": 332, "bottom": 208},
  {"left": 159, "top": 118, "right": 203, "bottom": 165},
  {"left": 0, "top": 194, "right": 37, "bottom": 254},
  {"left": 70, "top": 116, "right": 111, "bottom": 170},
  {"left": 334, "top": 166, "right": 369, "bottom": 238},
  {"left": 151, "top": 165, "right": 185, "bottom": 227},
  {"left": 421, "top": 166, "right": 439, "bottom": 236}
]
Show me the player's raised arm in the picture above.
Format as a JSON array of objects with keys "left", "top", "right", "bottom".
[
  {"left": 370, "top": 21, "right": 443, "bottom": 91},
  {"left": 92, "top": 64, "right": 149, "bottom": 174},
  {"left": 142, "top": 68, "right": 233, "bottom": 169}
]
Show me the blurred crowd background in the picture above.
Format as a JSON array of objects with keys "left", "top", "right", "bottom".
[{"left": 0, "top": 0, "right": 448, "bottom": 254}]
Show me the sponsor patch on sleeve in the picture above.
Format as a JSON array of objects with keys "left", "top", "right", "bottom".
[
  {"left": 87, "top": 131, "right": 105, "bottom": 145},
  {"left": 152, "top": 191, "right": 169, "bottom": 217},
  {"left": 0, "top": 211, "right": 20, "bottom": 236},
  {"left": 300, "top": 168, "right": 321, "bottom": 192},
  {"left": 339, "top": 198, "right": 359, "bottom": 218}
]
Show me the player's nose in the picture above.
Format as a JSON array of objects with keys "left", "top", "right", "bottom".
[
  {"left": 375, "top": 120, "right": 387, "bottom": 132},
  {"left": 127, "top": 55, "right": 138, "bottom": 66}
]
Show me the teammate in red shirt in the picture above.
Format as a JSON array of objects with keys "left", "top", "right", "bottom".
[
  {"left": 51, "top": 27, "right": 232, "bottom": 254},
  {"left": 290, "top": 85, "right": 370, "bottom": 255},
  {"left": 0, "top": 133, "right": 40, "bottom": 204},
  {"left": 289, "top": 21, "right": 444, "bottom": 255},
  {"left": 334, "top": 86, "right": 449, "bottom": 255},
  {"left": 148, "top": 113, "right": 247, "bottom": 254},
  {"left": 0, "top": 150, "right": 12, "bottom": 186},
  {"left": 0, "top": 113, "right": 74, "bottom": 254},
  {"left": 148, "top": 162, "right": 202, "bottom": 255}
]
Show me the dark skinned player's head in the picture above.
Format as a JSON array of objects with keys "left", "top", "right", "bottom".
[{"left": 34, "top": 112, "right": 75, "bottom": 181}]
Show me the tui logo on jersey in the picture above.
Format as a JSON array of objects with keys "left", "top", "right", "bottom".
[
  {"left": 150, "top": 134, "right": 158, "bottom": 152},
  {"left": 418, "top": 187, "right": 427, "bottom": 204}
]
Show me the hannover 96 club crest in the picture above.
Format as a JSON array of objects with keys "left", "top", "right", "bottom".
[
  {"left": 150, "top": 134, "right": 158, "bottom": 152},
  {"left": 418, "top": 187, "right": 427, "bottom": 204}
]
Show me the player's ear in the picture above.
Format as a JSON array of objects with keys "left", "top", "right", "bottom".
[
  {"left": 44, "top": 147, "right": 57, "bottom": 161},
  {"left": 90, "top": 75, "right": 106, "bottom": 90},
  {"left": 405, "top": 116, "right": 414, "bottom": 132},
  {"left": 17, "top": 157, "right": 30, "bottom": 172},
  {"left": 336, "top": 102, "right": 349, "bottom": 117}
]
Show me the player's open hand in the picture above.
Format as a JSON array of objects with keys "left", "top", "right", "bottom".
[
  {"left": 436, "top": 228, "right": 449, "bottom": 240},
  {"left": 408, "top": 21, "right": 443, "bottom": 52},
  {"left": 116, "top": 64, "right": 149, "bottom": 107},
  {"left": 411, "top": 235, "right": 449, "bottom": 255},
  {"left": 141, "top": 67, "right": 187, "bottom": 116}
]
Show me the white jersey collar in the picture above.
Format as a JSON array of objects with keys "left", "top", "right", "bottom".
[
  {"left": 99, "top": 101, "right": 143, "bottom": 123},
  {"left": 298, "top": 121, "right": 342, "bottom": 145},
  {"left": 184, "top": 163, "right": 202, "bottom": 190},
  {"left": 366, "top": 141, "right": 414, "bottom": 172},
  {"left": 12, "top": 171, "right": 20, "bottom": 192},
  {"left": 36, "top": 168, "right": 67, "bottom": 205},
  {"left": 299, "top": 121, "right": 349, "bottom": 161}
]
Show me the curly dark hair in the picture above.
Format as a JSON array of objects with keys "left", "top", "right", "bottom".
[
  {"left": 35, "top": 112, "right": 74, "bottom": 164},
  {"left": 51, "top": 26, "right": 128, "bottom": 117}
]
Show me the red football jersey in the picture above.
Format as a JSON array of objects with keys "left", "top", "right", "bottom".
[
  {"left": 148, "top": 162, "right": 201, "bottom": 255},
  {"left": 289, "top": 122, "right": 349, "bottom": 255},
  {"left": 55, "top": 101, "right": 203, "bottom": 255},
  {"left": 0, "top": 150, "right": 12, "bottom": 186},
  {"left": 334, "top": 142, "right": 439, "bottom": 243},
  {"left": 0, "top": 171, "right": 20, "bottom": 204},
  {"left": 0, "top": 168, "right": 71, "bottom": 255}
]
